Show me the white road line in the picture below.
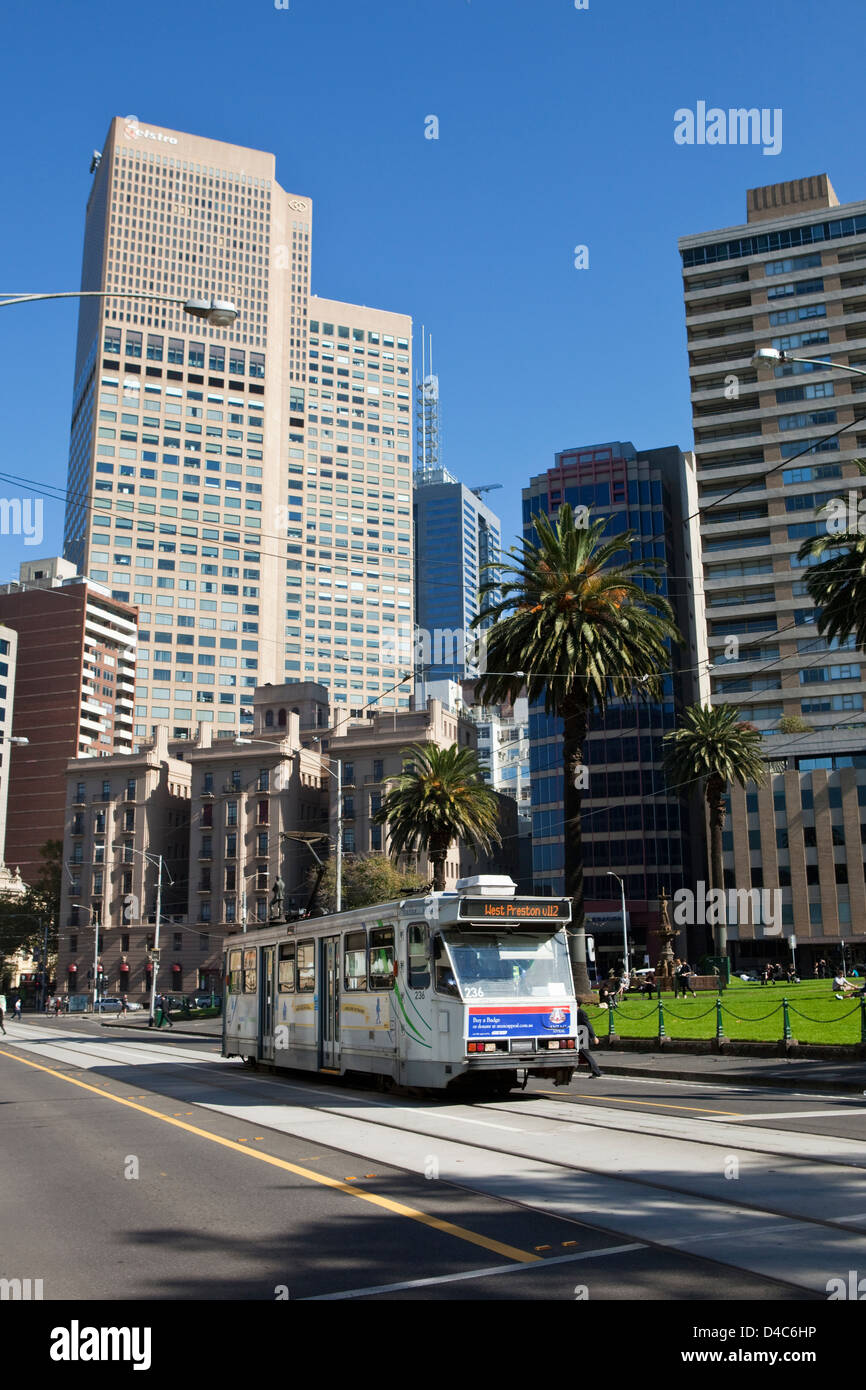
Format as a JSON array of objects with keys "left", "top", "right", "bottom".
[
  {"left": 306, "top": 1243, "right": 646, "bottom": 1299},
  {"left": 720, "top": 1108, "right": 866, "bottom": 1122}
]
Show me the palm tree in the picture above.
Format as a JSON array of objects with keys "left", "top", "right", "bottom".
[
  {"left": 663, "top": 704, "right": 765, "bottom": 956},
  {"left": 372, "top": 742, "right": 501, "bottom": 891},
  {"left": 796, "top": 461, "right": 866, "bottom": 649},
  {"left": 473, "top": 504, "right": 681, "bottom": 995}
]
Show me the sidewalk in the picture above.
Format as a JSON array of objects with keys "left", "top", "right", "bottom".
[
  {"left": 100, "top": 1015, "right": 222, "bottom": 1039},
  {"left": 595, "top": 1047, "right": 866, "bottom": 1094}
]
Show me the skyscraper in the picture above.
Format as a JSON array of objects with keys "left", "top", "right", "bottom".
[
  {"left": 524, "top": 442, "right": 705, "bottom": 970},
  {"left": 413, "top": 470, "right": 501, "bottom": 682},
  {"left": 63, "top": 115, "right": 413, "bottom": 746},
  {"left": 679, "top": 174, "right": 866, "bottom": 732}
]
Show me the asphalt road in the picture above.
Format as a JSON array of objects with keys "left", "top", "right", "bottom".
[{"left": 2, "top": 1014, "right": 864, "bottom": 1301}]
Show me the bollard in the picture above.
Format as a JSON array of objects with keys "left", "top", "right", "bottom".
[
  {"left": 658, "top": 997, "right": 666, "bottom": 1040},
  {"left": 607, "top": 1001, "right": 617, "bottom": 1038},
  {"left": 861, "top": 995, "right": 866, "bottom": 1045},
  {"left": 716, "top": 996, "right": 724, "bottom": 1041},
  {"left": 782, "top": 996, "right": 792, "bottom": 1042}
]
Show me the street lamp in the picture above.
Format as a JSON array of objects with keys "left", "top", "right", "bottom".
[
  {"left": 753, "top": 347, "right": 866, "bottom": 380},
  {"left": 111, "top": 843, "right": 170, "bottom": 1028},
  {"left": 70, "top": 903, "right": 102, "bottom": 1014},
  {"left": 606, "top": 871, "right": 630, "bottom": 980},
  {"left": 0, "top": 290, "right": 238, "bottom": 327}
]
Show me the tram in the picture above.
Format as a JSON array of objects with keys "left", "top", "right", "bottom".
[{"left": 222, "top": 875, "right": 579, "bottom": 1094}]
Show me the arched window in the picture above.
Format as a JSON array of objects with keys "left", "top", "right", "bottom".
[
  {"left": 278, "top": 708, "right": 287, "bottom": 728},
  {"left": 265, "top": 710, "right": 274, "bottom": 728}
]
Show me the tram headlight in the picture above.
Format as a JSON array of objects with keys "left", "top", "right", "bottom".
[{"left": 548, "top": 1039, "right": 561, "bottom": 1049}]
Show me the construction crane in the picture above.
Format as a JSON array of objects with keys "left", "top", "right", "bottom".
[{"left": 470, "top": 483, "right": 503, "bottom": 498}]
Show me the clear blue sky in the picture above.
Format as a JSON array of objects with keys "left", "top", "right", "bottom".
[{"left": 1, "top": 0, "right": 864, "bottom": 571}]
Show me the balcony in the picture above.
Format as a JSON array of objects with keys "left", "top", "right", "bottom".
[{"left": 198, "top": 881, "right": 213, "bottom": 894}]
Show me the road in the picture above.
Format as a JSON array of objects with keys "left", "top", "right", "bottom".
[{"left": 2, "top": 1015, "right": 865, "bottom": 1301}]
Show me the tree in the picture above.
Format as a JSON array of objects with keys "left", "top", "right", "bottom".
[
  {"left": 313, "top": 854, "right": 428, "bottom": 915},
  {"left": 796, "top": 458, "right": 866, "bottom": 650},
  {"left": 663, "top": 704, "right": 765, "bottom": 956},
  {"left": 0, "top": 841, "right": 62, "bottom": 996},
  {"left": 373, "top": 743, "right": 501, "bottom": 891},
  {"left": 778, "top": 715, "right": 813, "bottom": 734},
  {"left": 473, "top": 505, "right": 681, "bottom": 995}
]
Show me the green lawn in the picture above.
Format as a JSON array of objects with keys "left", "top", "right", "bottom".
[{"left": 586, "top": 978, "right": 865, "bottom": 1045}]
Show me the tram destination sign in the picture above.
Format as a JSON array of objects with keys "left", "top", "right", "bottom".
[{"left": 458, "top": 897, "right": 571, "bottom": 922}]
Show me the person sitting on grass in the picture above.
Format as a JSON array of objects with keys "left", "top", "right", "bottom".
[{"left": 833, "top": 972, "right": 857, "bottom": 999}]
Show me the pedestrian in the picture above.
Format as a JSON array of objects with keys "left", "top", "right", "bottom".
[
  {"left": 672, "top": 958, "right": 681, "bottom": 998},
  {"left": 120, "top": 993, "right": 129, "bottom": 1017},
  {"left": 54, "top": 995, "right": 62, "bottom": 1017},
  {"left": 813, "top": 964, "right": 820, "bottom": 979},
  {"left": 819, "top": 958, "right": 828, "bottom": 980},
  {"left": 0, "top": 996, "right": 6, "bottom": 1035},
  {"left": 576, "top": 1003, "right": 603, "bottom": 1078},
  {"left": 13, "top": 997, "right": 22, "bottom": 1021},
  {"left": 159, "top": 994, "right": 173, "bottom": 1029},
  {"left": 677, "top": 960, "right": 696, "bottom": 999}
]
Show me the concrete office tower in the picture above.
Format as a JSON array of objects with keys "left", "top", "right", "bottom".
[
  {"left": 680, "top": 177, "right": 866, "bottom": 966},
  {"left": 63, "top": 116, "right": 412, "bottom": 744},
  {"left": 0, "top": 559, "right": 137, "bottom": 882},
  {"left": 413, "top": 470, "right": 501, "bottom": 683},
  {"left": 0, "top": 624, "right": 18, "bottom": 879},
  {"left": 295, "top": 298, "right": 413, "bottom": 711},
  {"left": 680, "top": 175, "right": 866, "bottom": 732},
  {"left": 524, "top": 443, "right": 705, "bottom": 971}
]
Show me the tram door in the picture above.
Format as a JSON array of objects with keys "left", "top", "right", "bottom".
[
  {"left": 320, "top": 936, "right": 340, "bottom": 1069},
  {"left": 260, "top": 946, "right": 276, "bottom": 1061}
]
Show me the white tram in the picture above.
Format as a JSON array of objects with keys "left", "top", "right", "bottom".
[{"left": 222, "top": 876, "right": 579, "bottom": 1094}]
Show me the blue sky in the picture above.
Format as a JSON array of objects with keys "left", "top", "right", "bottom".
[{"left": 1, "top": 0, "right": 864, "bottom": 571}]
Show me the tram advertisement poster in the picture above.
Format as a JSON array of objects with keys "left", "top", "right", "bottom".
[{"left": 467, "top": 1005, "right": 572, "bottom": 1039}]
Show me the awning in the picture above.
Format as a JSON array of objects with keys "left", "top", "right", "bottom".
[
  {"left": 67, "top": 964, "right": 77, "bottom": 972},
  {"left": 119, "top": 963, "right": 130, "bottom": 972},
  {"left": 171, "top": 963, "right": 182, "bottom": 973}
]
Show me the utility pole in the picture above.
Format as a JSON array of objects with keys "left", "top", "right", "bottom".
[{"left": 148, "top": 854, "right": 164, "bottom": 1027}]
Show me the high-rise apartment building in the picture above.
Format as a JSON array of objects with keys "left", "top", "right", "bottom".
[
  {"left": 680, "top": 174, "right": 866, "bottom": 733},
  {"left": 0, "top": 559, "right": 137, "bottom": 881},
  {"left": 679, "top": 176, "right": 866, "bottom": 967},
  {"left": 413, "top": 469, "right": 501, "bottom": 681},
  {"left": 524, "top": 442, "right": 705, "bottom": 970},
  {"left": 63, "top": 116, "right": 412, "bottom": 745}
]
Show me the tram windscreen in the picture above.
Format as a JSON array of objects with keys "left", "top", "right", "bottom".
[{"left": 442, "top": 932, "right": 573, "bottom": 1000}]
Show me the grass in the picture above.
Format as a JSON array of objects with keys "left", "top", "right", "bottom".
[{"left": 586, "top": 977, "right": 865, "bottom": 1046}]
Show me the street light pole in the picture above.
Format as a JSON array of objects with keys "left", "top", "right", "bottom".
[
  {"left": 606, "top": 871, "right": 630, "bottom": 980},
  {"left": 335, "top": 757, "right": 342, "bottom": 914},
  {"left": 149, "top": 853, "right": 163, "bottom": 1027},
  {"left": 0, "top": 290, "right": 238, "bottom": 326}
]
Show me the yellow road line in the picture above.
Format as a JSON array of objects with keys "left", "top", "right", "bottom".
[
  {"left": 538, "top": 1089, "right": 743, "bottom": 1117},
  {"left": 0, "top": 1048, "right": 539, "bottom": 1265}
]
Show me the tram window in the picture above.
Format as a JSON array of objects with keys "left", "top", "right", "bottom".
[
  {"left": 433, "top": 935, "right": 459, "bottom": 997},
  {"left": 228, "top": 948, "right": 243, "bottom": 994},
  {"left": 407, "top": 922, "right": 430, "bottom": 989},
  {"left": 278, "top": 943, "right": 295, "bottom": 992},
  {"left": 243, "top": 947, "right": 257, "bottom": 993},
  {"left": 297, "top": 941, "right": 315, "bottom": 992},
  {"left": 345, "top": 930, "right": 367, "bottom": 990},
  {"left": 369, "top": 926, "right": 395, "bottom": 990}
]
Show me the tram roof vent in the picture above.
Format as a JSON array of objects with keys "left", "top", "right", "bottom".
[{"left": 455, "top": 875, "right": 516, "bottom": 898}]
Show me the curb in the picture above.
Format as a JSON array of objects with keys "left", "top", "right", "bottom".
[
  {"left": 597, "top": 1061, "right": 866, "bottom": 1095},
  {"left": 100, "top": 1021, "right": 221, "bottom": 1039}
]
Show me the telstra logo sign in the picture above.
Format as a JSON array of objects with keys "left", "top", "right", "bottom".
[{"left": 122, "top": 115, "right": 178, "bottom": 145}]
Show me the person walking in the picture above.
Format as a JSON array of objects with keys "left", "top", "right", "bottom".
[
  {"left": 677, "top": 960, "right": 696, "bottom": 999},
  {"left": 159, "top": 994, "right": 173, "bottom": 1029},
  {"left": 54, "top": 995, "right": 62, "bottom": 1017},
  {"left": 120, "top": 994, "right": 129, "bottom": 1018},
  {"left": 13, "top": 997, "right": 22, "bottom": 1021},
  {"left": 576, "top": 1003, "right": 603, "bottom": 1078},
  {"left": 0, "top": 997, "right": 6, "bottom": 1035},
  {"left": 671, "top": 958, "right": 682, "bottom": 998}
]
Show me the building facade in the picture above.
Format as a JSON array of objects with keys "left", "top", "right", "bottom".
[
  {"left": 0, "top": 561, "right": 137, "bottom": 882},
  {"left": 524, "top": 441, "right": 706, "bottom": 968},
  {"left": 412, "top": 468, "right": 501, "bottom": 681},
  {"left": 0, "top": 623, "right": 18, "bottom": 875},
  {"left": 680, "top": 175, "right": 866, "bottom": 962},
  {"left": 63, "top": 115, "right": 412, "bottom": 747}
]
